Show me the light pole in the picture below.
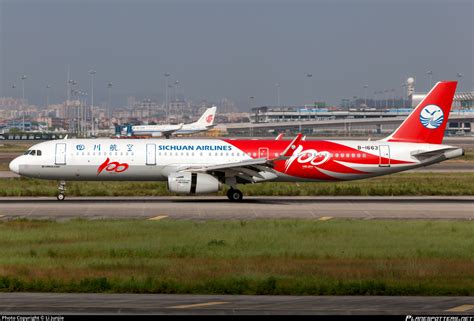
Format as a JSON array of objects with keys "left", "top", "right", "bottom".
[
  {"left": 427, "top": 70, "right": 433, "bottom": 89},
  {"left": 68, "top": 80, "right": 77, "bottom": 134},
  {"left": 77, "top": 91, "right": 82, "bottom": 136},
  {"left": 71, "top": 89, "right": 78, "bottom": 135},
  {"left": 83, "top": 92, "right": 88, "bottom": 137},
  {"left": 20, "top": 75, "right": 27, "bottom": 131},
  {"left": 384, "top": 89, "right": 389, "bottom": 108},
  {"left": 275, "top": 83, "right": 280, "bottom": 106},
  {"left": 79, "top": 91, "right": 85, "bottom": 137},
  {"left": 88, "top": 70, "right": 96, "bottom": 135},
  {"left": 46, "top": 84, "right": 51, "bottom": 108},
  {"left": 400, "top": 83, "right": 407, "bottom": 109},
  {"left": 67, "top": 79, "right": 76, "bottom": 102},
  {"left": 20, "top": 75, "right": 27, "bottom": 102},
  {"left": 79, "top": 90, "right": 86, "bottom": 137},
  {"left": 174, "top": 80, "right": 179, "bottom": 101},
  {"left": 249, "top": 96, "right": 255, "bottom": 137},
  {"left": 66, "top": 64, "right": 71, "bottom": 102},
  {"left": 107, "top": 82, "right": 112, "bottom": 121},
  {"left": 305, "top": 73, "right": 312, "bottom": 105},
  {"left": 164, "top": 72, "right": 171, "bottom": 121},
  {"left": 363, "top": 85, "right": 368, "bottom": 107},
  {"left": 299, "top": 107, "right": 302, "bottom": 133},
  {"left": 391, "top": 89, "right": 395, "bottom": 108},
  {"left": 168, "top": 84, "right": 173, "bottom": 118},
  {"left": 10, "top": 83, "right": 16, "bottom": 101}
]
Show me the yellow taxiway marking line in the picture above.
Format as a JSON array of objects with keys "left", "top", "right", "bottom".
[
  {"left": 446, "top": 305, "right": 474, "bottom": 312},
  {"left": 318, "top": 216, "right": 333, "bottom": 221},
  {"left": 169, "top": 302, "right": 229, "bottom": 309},
  {"left": 148, "top": 215, "right": 168, "bottom": 221}
]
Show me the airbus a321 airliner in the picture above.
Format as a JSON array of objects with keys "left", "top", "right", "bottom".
[{"left": 9, "top": 81, "right": 464, "bottom": 201}]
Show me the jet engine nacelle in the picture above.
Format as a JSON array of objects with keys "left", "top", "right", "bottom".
[{"left": 167, "top": 172, "right": 221, "bottom": 194}]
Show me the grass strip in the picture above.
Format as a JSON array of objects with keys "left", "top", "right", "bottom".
[{"left": 0, "top": 219, "right": 474, "bottom": 295}]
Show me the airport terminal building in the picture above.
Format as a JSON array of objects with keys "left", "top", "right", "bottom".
[{"left": 231, "top": 91, "right": 474, "bottom": 137}]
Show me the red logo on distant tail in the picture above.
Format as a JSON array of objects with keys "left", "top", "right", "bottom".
[
  {"left": 97, "top": 158, "right": 129, "bottom": 175},
  {"left": 206, "top": 115, "right": 214, "bottom": 124}
]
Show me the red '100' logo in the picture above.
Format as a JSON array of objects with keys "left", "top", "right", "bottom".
[{"left": 97, "top": 158, "right": 129, "bottom": 175}]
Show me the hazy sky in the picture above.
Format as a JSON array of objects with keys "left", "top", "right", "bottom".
[{"left": 0, "top": 0, "right": 472, "bottom": 109}]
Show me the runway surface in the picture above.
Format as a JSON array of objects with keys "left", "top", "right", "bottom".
[
  {"left": 0, "top": 196, "right": 472, "bottom": 220},
  {"left": 1, "top": 293, "right": 474, "bottom": 315}
]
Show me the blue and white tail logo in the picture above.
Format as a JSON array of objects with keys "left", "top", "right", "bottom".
[{"left": 419, "top": 105, "right": 444, "bottom": 129}]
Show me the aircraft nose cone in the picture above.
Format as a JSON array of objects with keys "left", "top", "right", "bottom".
[{"left": 9, "top": 158, "right": 20, "bottom": 174}]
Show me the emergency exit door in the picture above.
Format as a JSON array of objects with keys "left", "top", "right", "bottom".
[
  {"left": 258, "top": 147, "right": 269, "bottom": 159},
  {"left": 146, "top": 144, "right": 156, "bottom": 165},
  {"left": 379, "top": 145, "right": 390, "bottom": 167}
]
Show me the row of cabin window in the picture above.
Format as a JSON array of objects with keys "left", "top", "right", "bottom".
[
  {"left": 154, "top": 151, "right": 367, "bottom": 159},
  {"left": 294, "top": 152, "right": 367, "bottom": 159},
  {"left": 156, "top": 151, "right": 294, "bottom": 158},
  {"left": 157, "top": 151, "right": 256, "bottom": 157},
  {"left": 334, "top": 153, "right": 367, "bottom": 159},
  {"left": 74, "top": 152, "right": 135, "bottom": 156},
  {"left": 72, "top": 150, "right": 368, "bottom": 159}
]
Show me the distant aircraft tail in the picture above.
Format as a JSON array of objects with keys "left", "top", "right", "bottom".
[
  {"left": 195, "top": 106, "right": 217, "bottom": 127},
  {"left": 383, "top": 81, "right": 457, "bottom": 144}
]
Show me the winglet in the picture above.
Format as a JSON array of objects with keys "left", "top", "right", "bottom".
[
  {"left": 275, "top": 133, "right": 284, "bottom": 140},
  {"left": 270, "top": 133, "right": 302, "bottom": 161}
]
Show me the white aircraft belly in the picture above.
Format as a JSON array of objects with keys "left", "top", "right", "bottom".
[{"left": 19, "top": 163, "right": 169, "bottom": 181}]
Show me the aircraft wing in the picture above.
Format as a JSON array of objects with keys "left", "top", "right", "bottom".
[
  {"left": 178, "top": 134, "right": 303, "bottom": 182},
  {"left": 179, "top": 157, "right": 275, "bottom": 182}
]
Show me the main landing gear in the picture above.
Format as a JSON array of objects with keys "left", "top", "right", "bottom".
[
  {"left": 227, "top": 188, "right": 243, "bottom": 202},
  {"left": 57, "top": 180, "right": 66, "bottom": 201}
]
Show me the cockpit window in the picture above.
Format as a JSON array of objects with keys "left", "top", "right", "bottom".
[{"left": 24, "top": 150, "right": 40, "bottom": 156}]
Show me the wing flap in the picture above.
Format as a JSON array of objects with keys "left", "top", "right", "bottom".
[{"left": 181, "top": 157, "right": 269, "bottom": 172}]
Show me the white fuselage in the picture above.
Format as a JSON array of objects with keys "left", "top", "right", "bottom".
[
  {"left": 9, "top": 138, "right": 462, "bottom": 182},
  {"left": 130, "top": 124, "right": 182, "bottom": 136}
]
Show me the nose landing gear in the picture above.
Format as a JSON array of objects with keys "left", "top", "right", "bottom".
[{"left": 57, "top": 181, "right": 66, "bottom": 201}]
